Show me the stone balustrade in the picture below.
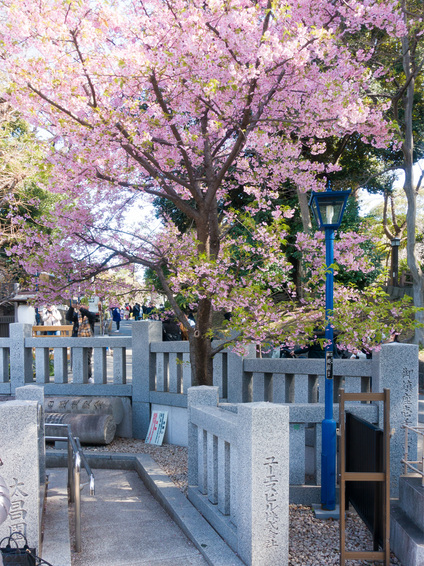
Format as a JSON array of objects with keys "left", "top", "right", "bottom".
[
  {"left": 0, "top": 322, "right": 419, "bottom": 498},
  {"left": 187, "top": 386, "right": 289, "bottom": 566}
]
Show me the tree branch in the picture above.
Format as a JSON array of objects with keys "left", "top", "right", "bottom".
[{"left": 27, "top": 83, "right": 93, "bottom": 128}]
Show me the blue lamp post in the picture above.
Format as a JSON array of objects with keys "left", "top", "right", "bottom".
[{"left": 309, "top": 186, "right": 350, "bottom": 510}]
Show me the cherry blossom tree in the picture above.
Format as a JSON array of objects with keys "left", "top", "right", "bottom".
[
  {"left": 396, "top": 1, "right": 424, "bottom": 344},
  {"left": 0, "top": 97, "right": 55, "bottom": 305},
  {"left": 0, "top": 0, "right": 414, "bottom": 384},
  {"left": 331, "top": 0, "right": 424, "bottom": 344}
]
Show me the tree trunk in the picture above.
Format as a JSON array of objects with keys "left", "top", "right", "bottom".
[
  {"left": 401, "top": 35, "right": 424, "bottom": 344},
  {"left": 188, "top": 297, "right": 214, "bottom": 386},
  {"left": 154, "top": 264, "right": 215, "bottom": 385},
  {"left": 297, "top": 188, "right": 312, "bottom": 233},
  {"left": 188, "top": 195, "right": 221, "bottom": 386},
  {"left": 188, "top": 332, "right": 214, "bottom": 386}
]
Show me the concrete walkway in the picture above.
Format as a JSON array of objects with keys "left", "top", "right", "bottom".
[
  {"left": 42, "top": 453, "right": 244, "bottom": 566},
  {"left": 43, "top": 468, "right": 207, "bottom": 566}
]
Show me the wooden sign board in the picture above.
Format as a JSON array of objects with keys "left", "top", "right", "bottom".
[{"left": 145, "top": 411, "right": 168, "bottom": 445}]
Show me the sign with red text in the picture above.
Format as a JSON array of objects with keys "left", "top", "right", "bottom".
[{"left": 145, "top": 411, "right": 168, "bottom": 445}]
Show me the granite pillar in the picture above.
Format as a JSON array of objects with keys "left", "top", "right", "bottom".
[
  {"left": 0, "top": 400, "right": 43, "bottom": 552},
  {"left": 131, "top": 321, "right": 162, "bottom": 438},
  {"left": 9, "top": 324, "right": 33, "bottom": 392},
  {"left": 15, "top": 386, "right": 46, "bottom": 492},
  {"left": 237, "top": 403, "right": 289, "bottom": 565},
  {"left": 372, "top": 343, "right": 419, "bottom": 497}
]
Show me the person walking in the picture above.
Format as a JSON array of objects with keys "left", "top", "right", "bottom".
[{"left": 112, "top": 306, "right": 121, "bottom": 332}]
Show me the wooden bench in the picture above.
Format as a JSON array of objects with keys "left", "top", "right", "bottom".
[
  {"left": 32, "top": 325, "right": 73, "bottom": 337},
  {"left": 32, "top": 325, "right": 74, "bottom": 364}
]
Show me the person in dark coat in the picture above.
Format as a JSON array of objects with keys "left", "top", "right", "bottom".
[
  {"left": 133, "top": 303, "right": 141, "bottom": 321},
  {"left": 66, "top": 302, "right": 96, "bottom": 377},
  {"left": 66, "top": 303, "right": 80, "bottom": 337},
  {"left": 112, "top": 306, "right": 121, "bottom": 331},
  {"left": 66, "top": 303, "right": 96, "bottom": 336},
  {"left": 162, "top": 315, "right": 182, "bottom": 341},
  {"left": 294, "top": 329, "right": 341, "bottom": 359}
]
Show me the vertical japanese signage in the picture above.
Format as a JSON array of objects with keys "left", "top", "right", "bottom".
[
  {"left": 145, "top": 411, "right": 168, "bottom": 445},
  {"left": 326, "top": 351, "right": 333, "bottom": 380},
  {"left": 8, "top": 478, "right": 28, "bottom": 537},
  {"left": 264, "top": 456, "right": 280, "bottom": 548}
]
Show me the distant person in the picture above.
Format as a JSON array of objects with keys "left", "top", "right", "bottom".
[
  {"left": 179, "top": 313, "right": 195, "bottom": 340},
  {"left": 133, "top": 303, "right": 141, "bottom": 321},
  {"left": 162, "top": 315, "right": 182, "bottom": 341},
  {"left": 294, "top": 329, "right": 341, "bottom": 359},
  {"left": 42, "top": 305, "right": 61, "bottom": 335},
  {"left": 66, "top": 301, "right": 79, "bottom": 337},
  {"left": 66, "top": 302, "right": 96, "bottom": 336},
  {"left": 350, "top": 347, "right": 372, "bottom": 359},
  {"left": 112, "top": 306, "right": 121, "bottom": 331},
  {"left": 66, "top": 302, "right": 96, "bottom": 378},
  {"left": 143, "top": 303, "right": 156, "bottom": 319},
  {"left": 387, "top": 331, "right": 400, "bottom": 343}
]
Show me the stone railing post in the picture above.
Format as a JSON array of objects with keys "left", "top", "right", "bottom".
[
  {"left": 0, "top": 399, "right": 42, "bottom": 551},
  {"left": 237, "top": 402, "right": 289, "bottom": 565},
  {"left": 187, "top": 386, "right": 219, "bottom": 487},
  {"left": 227, "top": 344, "right": 256, "bottom": 403},
  {"left": 15, "top": 386, "right": 46, "bottom": 492},
  {"left": 9, "top": 323, "right": 33, "bottom": 393},
  {"left": 131, "top": 321, "right": 162, "bottom": 438},
  {"left": 372, "top": 342, "right": 419, "bottom": 497}
]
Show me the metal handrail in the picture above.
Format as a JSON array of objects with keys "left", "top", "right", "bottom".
[
  {"left": 75, "top": 437, "right": 95, "bottom": 496},
  {"left": 45, "top": 423, "right": 95, "bottom": 552},
  {"left": 401, "top": 424, "right": 424, "bottom": 488}
]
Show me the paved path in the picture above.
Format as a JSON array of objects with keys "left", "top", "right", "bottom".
[{"left": 43, "top": 468, "right": 208, "bottom": 566}]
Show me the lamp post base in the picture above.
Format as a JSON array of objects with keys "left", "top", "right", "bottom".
[
  {"left": 321, "top": 417, "right": 337, "bottom": 511},
  {"left": 312, "top": 503, "right": 340, "bottom": 520}
]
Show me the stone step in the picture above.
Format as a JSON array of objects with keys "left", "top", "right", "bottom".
[
  {"left": 398, "top": 476, "right": 424, "bottom": 532},
  {"left": 390, "top": 502, "right": 424, "bottom": 566}
]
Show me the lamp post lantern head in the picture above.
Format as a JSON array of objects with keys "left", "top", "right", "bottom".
[
  {"left": 391, "top": 237, "right": 401, "bottom": 247},
  {"left": 309, "top": 189, "right": 351, "bottom": 230}
]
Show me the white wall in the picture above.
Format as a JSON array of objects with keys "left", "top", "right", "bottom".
[
  {"left": 151, "top": 404, "right": 188, "bottom": 446},
  {"left": 17, "top": 305, "right": 35, "bottom": 325}
]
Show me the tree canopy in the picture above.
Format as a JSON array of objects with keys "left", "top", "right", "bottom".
[
  {"left": 0, "top": 0, "right": 418, "bottom": 383},
  {"left": 0, "top": 97, "right": 55, "bottom": 305}
]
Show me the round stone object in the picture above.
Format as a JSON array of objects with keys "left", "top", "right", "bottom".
[{"left": 45, "top": 412, "right": 116, "bottom": 445}]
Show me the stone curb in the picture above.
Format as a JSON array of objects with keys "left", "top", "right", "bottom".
[
  {"left": 42, "top": 469, "right": 72, "bottom": 566},
  {"left": 46, "top": 450, "right": 244, "bottom": 566}
]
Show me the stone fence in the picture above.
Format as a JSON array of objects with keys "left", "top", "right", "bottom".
[
  {"left": 187, "top": 386, "right": 289, "bottom": 565},
  {"left": 0, "top": 387, "right": 45, "bottom": 552},
  {"left": 0, "top": 322, "right": 419, "bottom": 497}
]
